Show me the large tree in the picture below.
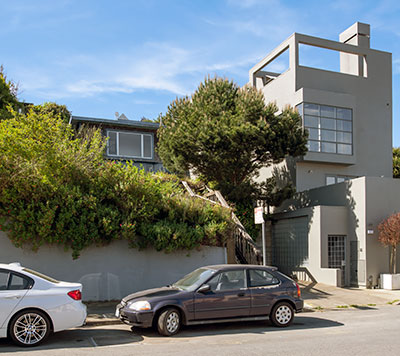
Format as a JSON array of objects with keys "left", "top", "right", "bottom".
[
  {"left": 393, "top": 147, "right": 400, "bottom": 178},
  {"left": 0, "top": 65, "right": 22, "bottom": 120},
  {"left": 157, "top": 77, "right": 308, "bottom": 203}
]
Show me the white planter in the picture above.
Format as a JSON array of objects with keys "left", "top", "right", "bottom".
[{"left": 381, "top": 274, "right": 400, "bottom": 290}]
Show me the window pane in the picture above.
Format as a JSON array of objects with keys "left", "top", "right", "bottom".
[
  {"left": 337, "top": 144, "right": 352, "bottom": 155},
  {"left": 307, "top": 128, "right": 319, "bottom": 140},
  {"left": 337, "top": 120, "right": 352, "bottom": 132},
  {"left": 249, "top": 269, "right": 278, "bottom": 287},
  {"left": 304, "top": 115, "right": 319, "bottom": 128},
  {"left": 212, "top": 270, "right": 245, "bottom": 291},
  {"left": 296, "top": 103, "right": 303, "bottom": 117},
  {"left": 336, "top": 108, "right": 352, "bottom": 120},
  {"left": 326, "top": 176, "right": 336, "bottom": 185},
  {"left": 304, "top": 103, "right": 319, "bottom": 116},
  {"left": 119, "top": 133, "right": 141, "bottom": 157},
  {"left": 0, "top": 271, "right": 9, "bottom": 290},
  {"left": 321, "top": 130, "right": 336, "bottom": 142},
  {"left": 321, "top": 105, "right": 335, "bottom": 118},
  {"left": 143, "top": 135, "right": 152, "bottom": 158},
  {"left": 337, "top": 132, "right": 352, "bottom": 144},
  {"left": 108, "top": 132, "right": 117, "bottom": 155},
  {"left": 321, "top": 118, "right": 336, "bottom": 130},
  {"left": 308, "top": 140, "right": 320, "bottom": 152},
  {"left": 337, "top": 177, "right": 346, "bottom": 183},
  {"left": 321, "top": 142, "right": 336, "bottom": 153},
  {"left": 9, "top": 274, "right": 30, "bottom": 290}
]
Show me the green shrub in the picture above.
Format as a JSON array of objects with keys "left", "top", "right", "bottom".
[{"left": 0, "top": 107, "right": 233, "bottom": 258}]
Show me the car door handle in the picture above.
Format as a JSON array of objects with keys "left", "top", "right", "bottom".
[
  {"left": 237, "top": 292, "right": 245, "bottom": 297},
  {"left": 4, "top": 295, "right": 21, "bottom": 299}
]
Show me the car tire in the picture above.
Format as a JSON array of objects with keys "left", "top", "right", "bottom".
[
  {"left": 157, "top": 308, "right": 181, "bottom": 336},
  {"left": 270, "top": 302, "right": 294, "bottom": 327},
  {"left": 9, "top": 309, "right": 51, "bottom": 347}
]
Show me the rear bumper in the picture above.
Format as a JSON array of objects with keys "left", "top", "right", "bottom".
[{"left": 295, "top": 299, "right": 304, "bottom": 313}]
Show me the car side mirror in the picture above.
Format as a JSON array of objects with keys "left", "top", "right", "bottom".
[{"left": 197, "top": 284, "right": 211, "bottom": 293}]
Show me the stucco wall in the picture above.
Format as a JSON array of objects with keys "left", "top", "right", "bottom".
[
  {"left": 365, "top": 177, "right": 400, "bottom": 286},
  {"left": 0, "top": 232, "right": 226, "bottom": 301}
]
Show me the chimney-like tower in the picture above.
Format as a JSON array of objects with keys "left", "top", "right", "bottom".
[{"left": 339, "top": 22, "right": 370, "bottom": 77}]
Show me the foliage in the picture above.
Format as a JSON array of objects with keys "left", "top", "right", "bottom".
[
  {"left": 157, "top": 76, "right": 308, "bottom": 206},
  {"left": 393, "top": 148, "right": 400, "bottom": 178},
  {"left": 0, "top": 108, "right": 233, "bottom": 258},
  {"left": 0, "top": 66, "right": 23, "bottom": 121},
  {"left": 30, "top": 102, "right": 71, "bottom": 124},
  {"left": 378, "top": 212, "right": 400, "bottom": 274}
]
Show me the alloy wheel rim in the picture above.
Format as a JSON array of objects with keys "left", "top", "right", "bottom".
[
  {"left": 166, "top": 311, "right": 179, "bottom": 333},
  {"left": 13, "top": 313, "right": 47, "bottom": 345},
  {"left": 275, "top": 305, "right": 292, "bottom": 324}
]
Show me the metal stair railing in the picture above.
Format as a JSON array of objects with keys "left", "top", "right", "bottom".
[{"left": 181, "top": 181, "right": 263, "bottom": 265}]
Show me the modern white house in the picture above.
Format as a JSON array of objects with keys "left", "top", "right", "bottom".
[{"left": 249, "top": 22, "right": 399, "bottom": 288}]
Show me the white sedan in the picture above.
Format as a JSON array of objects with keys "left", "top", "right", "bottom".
[{"left": 0, "top": 262, "right": 86, "bottom": 347}]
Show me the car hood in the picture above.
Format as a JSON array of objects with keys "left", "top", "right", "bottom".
[{"left": 122, "top": 286, "right": 184, "bottom": 303}]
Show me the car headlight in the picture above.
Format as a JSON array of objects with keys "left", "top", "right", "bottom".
[{"left": 128, "top": 300, "right": 151, "bottom": 311}]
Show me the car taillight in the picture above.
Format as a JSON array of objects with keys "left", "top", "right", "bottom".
[
  {"left": 296, "top": 283, "right": 301, "bottom": 298},
  {"left": 68, "top": 290, "right": 82, "bottom": 300}
]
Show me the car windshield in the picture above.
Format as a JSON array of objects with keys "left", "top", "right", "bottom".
[{"left": 173, "top": 268, "right": 216, "bottom": 291}]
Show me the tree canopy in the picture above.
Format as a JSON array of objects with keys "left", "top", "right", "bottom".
[
  {"left": 0, "top": 65, "right": 22, "bottom": 120},
  {"left": 157, "top": 77, "right": 308, "bottom": 204},
  {"left": 393, "top": 147, "right": 400, "bottom": 178}
]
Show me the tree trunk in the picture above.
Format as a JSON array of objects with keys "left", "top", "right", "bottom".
[{"left": 394, "top": 245, "right": 397, "bottom": 275}]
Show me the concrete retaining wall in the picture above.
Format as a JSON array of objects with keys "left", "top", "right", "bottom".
[{"left": 0, "top": 231, "right": 226, "bottom": 301}]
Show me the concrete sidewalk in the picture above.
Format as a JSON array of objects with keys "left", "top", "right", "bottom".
[{"left": 84, "top": 282, "right": 400, "bottom": 326}]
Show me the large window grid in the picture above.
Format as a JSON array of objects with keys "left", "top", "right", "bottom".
[
  {"left": 107, "top": 130, "right": 153, "bottom": 159},
  {"left": 297, "top": 103, "right": 353, "bottom": 155}
]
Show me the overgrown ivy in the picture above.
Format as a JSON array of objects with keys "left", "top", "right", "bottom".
[{"left": 0, "top": 107, "right": 233, "bottom": 258}]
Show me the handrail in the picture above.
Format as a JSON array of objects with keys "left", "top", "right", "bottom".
[{"left": 181, "top": 181, "right": 263, "bottom": 265}]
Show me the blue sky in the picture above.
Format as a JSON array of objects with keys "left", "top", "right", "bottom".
[{"left": 1, "top": 0, "right": 400, "bottom": 145}]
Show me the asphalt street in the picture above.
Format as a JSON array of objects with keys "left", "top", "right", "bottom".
[{"left": 1, "top": 305, "right": 399, "bottom": 356}]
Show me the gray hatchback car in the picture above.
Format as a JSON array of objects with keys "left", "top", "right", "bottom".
[{"left": 116, "top": 264, "right": 303, "bottom": 336}]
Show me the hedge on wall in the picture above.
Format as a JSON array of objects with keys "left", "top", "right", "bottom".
[{"left": 0, "top": 107, "right": 233, "bottom": 258}]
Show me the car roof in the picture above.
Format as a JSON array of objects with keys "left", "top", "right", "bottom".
[
  {"left": 0, "top": 262, "right": 24, "bottom": 272},
  {"left": 203, "top": 264, "right": 278, "bottom": 272}
]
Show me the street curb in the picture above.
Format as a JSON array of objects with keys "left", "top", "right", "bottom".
[{"left": 85, "top": 317, "right": 121, "bottom": 327}]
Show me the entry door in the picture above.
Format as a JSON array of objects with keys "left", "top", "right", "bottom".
[
  {"left": 194, "top": 269, "right": 251, "bottom": 320},
  {"left": 328, "top": 235, "right": 346, "bottom": 287}
]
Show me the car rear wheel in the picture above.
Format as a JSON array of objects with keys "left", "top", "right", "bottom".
[
  {"left": 157, "top": 308, "right": 181, "bottom": 336},
  {"left": 270, "top": 302, "right": 294, "bottom": 327},
  {"left": 9, "top": 310, "right": 51, "bottom": 347}
]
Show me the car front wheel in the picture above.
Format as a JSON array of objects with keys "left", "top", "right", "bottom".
[
  {"left": 157, "top": 308, "right": 181, "bottom": 336},
  {"left": 270, "top": 302, "right": 294, "bottom": 327},
  {"left": 9, "top": 310, "right": 51, "bottom": 347}
]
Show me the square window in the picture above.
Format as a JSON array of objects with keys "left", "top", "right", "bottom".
[
  {"left": 336, "top": 120, "right": 352, "bottom": 132},
  {"left": 304, "top": 115, "right": 319, "bottom": 128},
  {"left": 336, "top": 108, "right": 352, "bottom": 120},
  {"left": 308, "top": 140, "right": 320, "bottom": 152},
  {"left": 337, "top": 132, "right": 352, "bottom": 144},
  {"left": 326, "top": 176, "right": 336, "bottom": 185},
  {"left": 321, "top": 130, "right": 336, "bottom": 142},
  {"left": 304, "top": 103, "right": 319, "bottom": 116},
  {"left": 321, "top": 105, "right": 335, "bottom": 118},
  {"left": 307, "top": 128, "right": 319, "bottom": 140},
  {"left": 337, "top": 144, "right": 352, "bottom": 155},
  {"left": 321, "top": 142, "right": 336, "bottom": 153},
  {"left": 119, "top": 133, "right": 141, "bottom": 157},
  {"left": 321, "top": 118, "right": 336, "bottom": 130}
]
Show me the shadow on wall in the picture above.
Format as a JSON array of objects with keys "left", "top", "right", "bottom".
[{"left": 79, "top": 273, "right": 121, "bottom": 301}]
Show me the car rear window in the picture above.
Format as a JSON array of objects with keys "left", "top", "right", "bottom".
[{"left": 22, "top": 268, "right": 60, "bottom": 284}]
